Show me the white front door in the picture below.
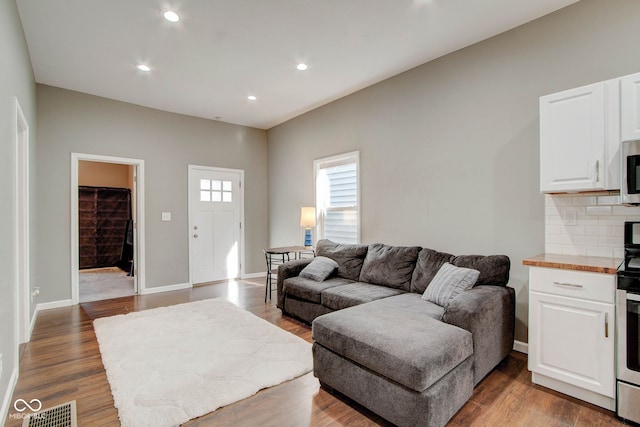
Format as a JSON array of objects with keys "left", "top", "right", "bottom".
[{"left": 189, "top": 166, "right": 242, "bottom": 284}]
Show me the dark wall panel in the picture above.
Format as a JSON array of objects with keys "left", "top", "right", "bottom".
[{"left": 79, "top": 186, "right": 131, "bottom": 269}]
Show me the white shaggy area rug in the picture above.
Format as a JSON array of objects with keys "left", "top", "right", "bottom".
[{"left": 93, "top": 298, "right": 312, "bottom": 427}]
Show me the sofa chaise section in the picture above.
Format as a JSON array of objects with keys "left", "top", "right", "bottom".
[{"left": 312, "top": 293, "right": 474, "bottom": 427}]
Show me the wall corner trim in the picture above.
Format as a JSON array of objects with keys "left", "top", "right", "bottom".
[{"left": 0, "top": 367, "right": 20, "bottom": 425}]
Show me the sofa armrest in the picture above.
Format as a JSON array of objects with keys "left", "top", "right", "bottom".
[
  {"left": 276, "top": 258, "right": 313, "bottom": 309},
  {"left": 442, "top": 285, "right": 515, "bottom": 385}
]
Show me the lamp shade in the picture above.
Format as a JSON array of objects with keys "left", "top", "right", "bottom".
[{"left": 300, "top": 206, "right": 316, "bottom": 228}]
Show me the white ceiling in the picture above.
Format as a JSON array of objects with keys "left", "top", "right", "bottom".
[{"left": 17, "top": 0, "right": 579, "bottom": 130}]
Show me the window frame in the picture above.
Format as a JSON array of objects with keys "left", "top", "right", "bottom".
[{"left": 313, "top": 150, "right": 360, "bottom": 244}]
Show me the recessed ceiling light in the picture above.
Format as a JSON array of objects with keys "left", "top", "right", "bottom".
[
  {"left": 137, "top": 64, "right": 151, "bottom": 72},
  {"left": 296, "top": 63, "right": 308, "bottom": 71},
  {"left": 163, "top": 11, "right": 180, "bottom": 22},
  {"left": 247, "top": 95, "right": 257, "bottom": 101}
]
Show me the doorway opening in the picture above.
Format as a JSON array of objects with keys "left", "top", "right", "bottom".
[{"left": 71, "top": 154, "right": 145, "bottom": 304}]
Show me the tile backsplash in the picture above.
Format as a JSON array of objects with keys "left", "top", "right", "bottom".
[{"left": 545, "top": 191, "right": 640, "bottom": 259}]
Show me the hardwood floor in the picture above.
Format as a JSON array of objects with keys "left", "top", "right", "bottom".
[{"left": 6, "top": 279, "right": 625, "bottom": 427}]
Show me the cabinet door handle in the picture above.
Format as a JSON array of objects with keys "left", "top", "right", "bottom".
[
  {"left": 605, "top": 313, "right": 609, "bottom": 338},
  {"left": 596, "top": 160, "right": 600, "bottom": 182},
  {"left": 552, "top": 281, "right": 583, "bottom": 289}
]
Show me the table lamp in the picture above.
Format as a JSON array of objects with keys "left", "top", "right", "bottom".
[{"left": 300, "top": 207, "right": 316, "bottom": 248}]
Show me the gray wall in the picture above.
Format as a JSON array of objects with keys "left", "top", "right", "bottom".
[
  {"left": 0, "top": 0, "right": 37, "bottom": 414},
  {"left": 267, "top": 0, "right": 640, "bottom": 343},
  {"left": 36, "top": 85, "right": 268, "bottom": 301}
]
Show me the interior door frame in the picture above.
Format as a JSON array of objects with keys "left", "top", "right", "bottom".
[
  {"left": 71, "top": 153, "right": 146, "bottom": 304},
  {"left": 13, "top": 97, "right": 30, "bottom": 345},
  {"left": 188, "top": 165, "right": 245, "bottom": 284}
]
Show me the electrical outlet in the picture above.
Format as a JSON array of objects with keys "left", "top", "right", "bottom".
[
  {"left": 31, "top": 287, "right": 40, "bottom": 303},
  {"left": 564, "top": 209, "right": 577, "bottom": 226}
]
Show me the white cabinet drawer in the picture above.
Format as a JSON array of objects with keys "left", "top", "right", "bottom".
[{"left": 529, "top": 267, "right": 615, "bottom": 304}]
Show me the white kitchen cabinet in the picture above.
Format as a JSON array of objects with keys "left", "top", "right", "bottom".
[
  {"left": 621, "top": 72, "right": 640, "bottom": 142},
  {"left": 540, "top": 80, "right": 619, "bottom": 193},
  {"left": 528, "top": 267, "right": 616, "bottom": 410}
]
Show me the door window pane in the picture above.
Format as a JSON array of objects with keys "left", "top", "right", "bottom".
[{"left": 199, "top": 178, "right": 234, "bottom": 203}]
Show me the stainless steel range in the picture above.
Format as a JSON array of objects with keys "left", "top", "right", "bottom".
[{"left": 616, "top": 221, "right": 640, "bottom": 424}]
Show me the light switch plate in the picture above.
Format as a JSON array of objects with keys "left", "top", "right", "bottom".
[{"left": 161, "top": 212, "right": 171, "bottom": 221}]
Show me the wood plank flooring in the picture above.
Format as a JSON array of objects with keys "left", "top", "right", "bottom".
[{"left": 5, "top": 279, "right": 625, "bottom": 426}]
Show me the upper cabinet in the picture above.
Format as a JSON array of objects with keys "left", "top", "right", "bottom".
[
  {"left": 540, "top": 79, "right": 620, "bottom": 193},
  {"left": 621, "top": 73, "right": 640, "bottom": 142}
]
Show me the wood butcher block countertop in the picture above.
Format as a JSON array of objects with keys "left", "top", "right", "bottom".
[{"left": 522, "top": 253, "right": 622, "bottom": 275}]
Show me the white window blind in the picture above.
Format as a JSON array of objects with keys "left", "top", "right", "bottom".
[{"left": 315, "top": 152, "right": 359, "bottom": 244}]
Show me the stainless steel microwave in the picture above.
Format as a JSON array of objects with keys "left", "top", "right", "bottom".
[{"left": 622, "top": 140, "right": 640, "bottom": 205}]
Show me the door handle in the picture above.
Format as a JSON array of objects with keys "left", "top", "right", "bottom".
[
  {"left": 193, "top": 234, "right": 198, "bottom": 238},
  {"left": 552, "top": 281, "right": 583, "bottom": 289},
  {"left": 194, "top": 226, "right": 198, "bottom": 230},
  {"left": 596, "top": 160, "right": 600, "bottom": 182},
  {"left": 605, "top": 313, "right": 609, "bottom": 338}
]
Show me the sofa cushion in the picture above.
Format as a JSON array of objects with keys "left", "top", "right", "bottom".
[
  {"left": 316, "top": 239, "right": 369, "bottom": 281},
  {"left": 422, "top": 262, "right": 479, "bottom": 308},
  {"left": 452, "top": 254, "right": 510, "bottom": 286},
  {"left": 410, "top": 248, "right": 455, "bottom": 294},
  {"left": 321, "top": 282, "right": 405, "bottom": 311},
  {"left": 312, "top": 293, "right": 473, "bottom": 392},
  {"left": 299, "top": 256, "right": 338, "bottom": 281},
  {"left": 358, "top": 243, "right": 421, "bottom": 291},
  {"left": 283, "top": 277, "right": 354, "bottom": 304}
]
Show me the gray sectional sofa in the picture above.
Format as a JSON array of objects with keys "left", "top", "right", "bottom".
[{"left": 276, "top": 239, "right": 515, "bottom": 427}]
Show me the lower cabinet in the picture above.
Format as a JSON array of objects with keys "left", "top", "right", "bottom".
[{"left": 528, "top": 267, "right": 616, "bottom": 410}]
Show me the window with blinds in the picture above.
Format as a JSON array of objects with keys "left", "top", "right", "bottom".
[{"left": 314, "top": 151, "right": 359, "bottom": 244}]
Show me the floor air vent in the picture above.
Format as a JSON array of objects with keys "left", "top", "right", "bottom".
[{"left": 22, "top": 400, "right": 77, "bottom": 427}]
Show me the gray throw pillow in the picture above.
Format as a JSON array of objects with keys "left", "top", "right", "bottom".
[
  {"left": 422, "top": 262, "right": 480, "bottom": 308},
  {"left": 299, "top": 256, "right": 339, "bottom": 281}
]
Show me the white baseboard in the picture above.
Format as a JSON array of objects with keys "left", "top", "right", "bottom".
[
  {"left": 242, "top": 272, "right": 266, "bottom": 279},
  {"left": 36, "top": 299, "right": 73, "bottom": 311},
  {"left": 1, "top": 366, "right": 20, "bottom": 425},
  {"left": 141, "top": 282, "right": 191, "bottom": 295},
  {"left": 513, "top": 340, "right": 528, "bottom": 354},
  {"left": 27, "top": 300, "right": 74, "bottom": 342}
]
